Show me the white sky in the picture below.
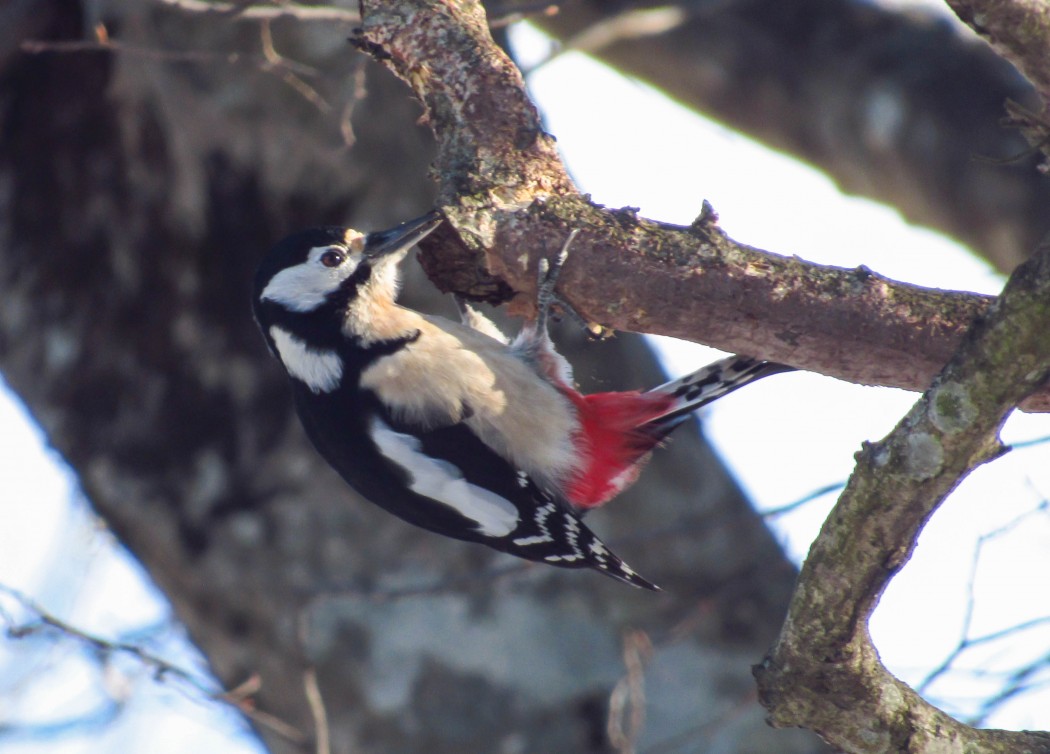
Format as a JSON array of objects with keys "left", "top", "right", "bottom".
[{"left": 0, "top": 7, "right": 1048, "bottom": 751}]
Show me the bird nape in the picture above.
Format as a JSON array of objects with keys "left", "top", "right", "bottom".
[{"left": 252, "top": 210, "right": 793, "bottom": 590}]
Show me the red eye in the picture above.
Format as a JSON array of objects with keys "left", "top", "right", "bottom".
[{"left": 320, "top": 249, "right": 345, "bottom": 268}]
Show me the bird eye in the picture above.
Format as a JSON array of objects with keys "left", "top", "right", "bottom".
[{"left": 320, "top": 249, "right": 345, "bottom": 268}]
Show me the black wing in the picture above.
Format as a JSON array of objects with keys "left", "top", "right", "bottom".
[
  {"left": 378, "top": 410, "right": 659, "bottom": 591},
  {"left": 290, "top": 382, "right": 657, "bottom": 590}
]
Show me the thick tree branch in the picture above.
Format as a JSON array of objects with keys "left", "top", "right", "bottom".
[
  {"left": 753, "top": 234, "right": 1050, "bottom": 753},
  {"left": 355, "top": 0, "right": 1050, "bottom": 412}
]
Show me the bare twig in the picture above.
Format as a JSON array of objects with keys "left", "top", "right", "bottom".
[
  {"left": 20, "top": 37, "right": 317, "bottom": 76},
  {"left": 561, "top": 6, "right": 689, "bottom": 56},
  {"left": 1010, "top": 433, "right": 1050, "bottom": 450},
  {"left": 20, "top": 35, "right": 331, "bottom": 113},
  {"left": 22, "top": 38, "right": 245, "bottom": 63},
  {"left": 903, "top": 497, "right": 1050, "bottom": 726},
  {"left": 488, "top": 2, "right": 559, "bottom": 29},
  {"left": 970, "top": 660, "right": 1050, "bottom": 727},
  {"left": 608, "top": 630, "right": 652, "bottom": 754},
  {"left": 303, "top": 668, "right": 331, "bottom": 754},
  {"left": 0, "top": 584, "right": 306, "bottom": 744},
  {"left": 919, "top": 500, "right": 1050, "bottom": 696},
  {"left": 761, "top": 481, "right": 844, "bottom": 519},
  {"left": 0, "top": 585, "right": 214, "bottom": 692},
  {"left": 258, "top": 19, "right": 332, "bottom": 112},
  {"left": 337, "top": 62, "right": 369, "bottom": 147},
  {"left": 156, "top": 0, "right": 360, "bottom": 22}
]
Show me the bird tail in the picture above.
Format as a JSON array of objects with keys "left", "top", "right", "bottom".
[
  {"left": 564, "top": 355, "right": 793, "bottom": 511},
  {"left": 639, "top": 355, "right": 794, "bottom": 436}
]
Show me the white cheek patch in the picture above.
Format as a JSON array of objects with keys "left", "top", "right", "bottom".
[
  {"left": 261, "top": 246, "right": 362, "bottom": 312},
  {"left": 370, "top": 418, "right": 520, "bottom": 537},
  {"left": 270, "top": 326, "right": 343, "bottom": 394}
]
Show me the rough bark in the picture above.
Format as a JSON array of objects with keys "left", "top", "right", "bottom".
[
  {"left": 0, "top": 2, "right": 821, "bottom": 753},
  {"left": 754, "top": 233, "right": 1050, "bottom": 754},
  {"left": 750, "top": 2, "right": 1050, "bottom": 748}
]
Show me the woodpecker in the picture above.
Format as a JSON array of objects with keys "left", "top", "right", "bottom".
[{"left": 252, "top": 211, "right": 791, "bottom": 590}]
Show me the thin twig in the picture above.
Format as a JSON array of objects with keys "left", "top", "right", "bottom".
[
  {"left": 761, "top": 481, "right": 844, "bottom": 518},
  {"left": 608, "top": 630, "right": 652, "bottom": 754},
  {"left": 968, "top": 658, "right": 1050, "bottom": 727},
  {"left": 487, "top": 1, "right": 560, "bottom": 29},
  {"left": 156, "top": 0, "right": 359, "bottom": 22},
  {"left": 20, "top": 36, "right": 331, "bottom": 114},
  {"left": 259, "top": 19, "right": 332, "bottom": 112},
  {"left": 918, "top": 499, "right": 1050, "bottom": 702},
  {"left": 1010, "top": 433, "right": 1050, "bottom": 450},
  {"left": 523, "top": 5, "right": 691, "bottom": 74},
  {"left": 20, "top": 38, "right": 318, "bottom": 77},
  {"left": 0, "top": 584, "right": 306, "bottom": 744},
  {"left": 303, "top": 668, "right": 331, "bottom": 754}
]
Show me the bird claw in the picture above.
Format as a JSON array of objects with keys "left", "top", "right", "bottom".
[{"left": 536, "top": 230, "right": 610, "bottom": 340}]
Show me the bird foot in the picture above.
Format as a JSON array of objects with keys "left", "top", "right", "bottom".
[{"left": 536, "top": 230, "right": 610, "bottom": 340}]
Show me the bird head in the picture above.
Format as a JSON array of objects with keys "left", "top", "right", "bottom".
[
  {"left": 252, "top": 211, "right": 443, "bottom": 367},
  {"left": 253, "top": 211, "right": 443, "bottom": 322}
]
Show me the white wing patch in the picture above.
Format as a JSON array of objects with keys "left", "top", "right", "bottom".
[
  {"left": 369, "top": 418, "right": 520, "bottom": 537},
  {"left": 269, "top": 326, "right": 343, "bottom": 394}
]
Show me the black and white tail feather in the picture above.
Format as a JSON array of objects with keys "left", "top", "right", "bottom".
[{"left": 640, "top": 356, "right": 794, "bottom": 436}]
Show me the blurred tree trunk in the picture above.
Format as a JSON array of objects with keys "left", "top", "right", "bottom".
[
  {"left": 0, "top": 3, "right": 818, "bottom": 753},
  {"left": 2, "top": 1, "right": 1042, "bottom": 753}
]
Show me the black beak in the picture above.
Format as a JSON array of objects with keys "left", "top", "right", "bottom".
[{"left": 364, "top": 210, "right": 444, "bottom": 260}]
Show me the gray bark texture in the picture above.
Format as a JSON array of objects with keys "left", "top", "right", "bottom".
[{"left": 0, "top": 0, "right": 1045, "bottom": 753}]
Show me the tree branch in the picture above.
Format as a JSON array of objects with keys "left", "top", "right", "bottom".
[
  {"left": 354, "top": 0, "right": 1050, "bottom": 412},
  {"left": 753, "top": 238, "right": 1050, "bottom": 752},
  {"left": 945, "top": 1, "right": 1050, "bottom": 172},
  {"left": 946, "top": 0, "right": 1050, "bottom": 104}
]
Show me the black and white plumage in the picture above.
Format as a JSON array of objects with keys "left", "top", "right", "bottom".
[
  {"left": 252, "top": 211, "right": 658, "bottom": 589},
  {"left": 253, "top": 212, "right": 794, "bottom": 590}
]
